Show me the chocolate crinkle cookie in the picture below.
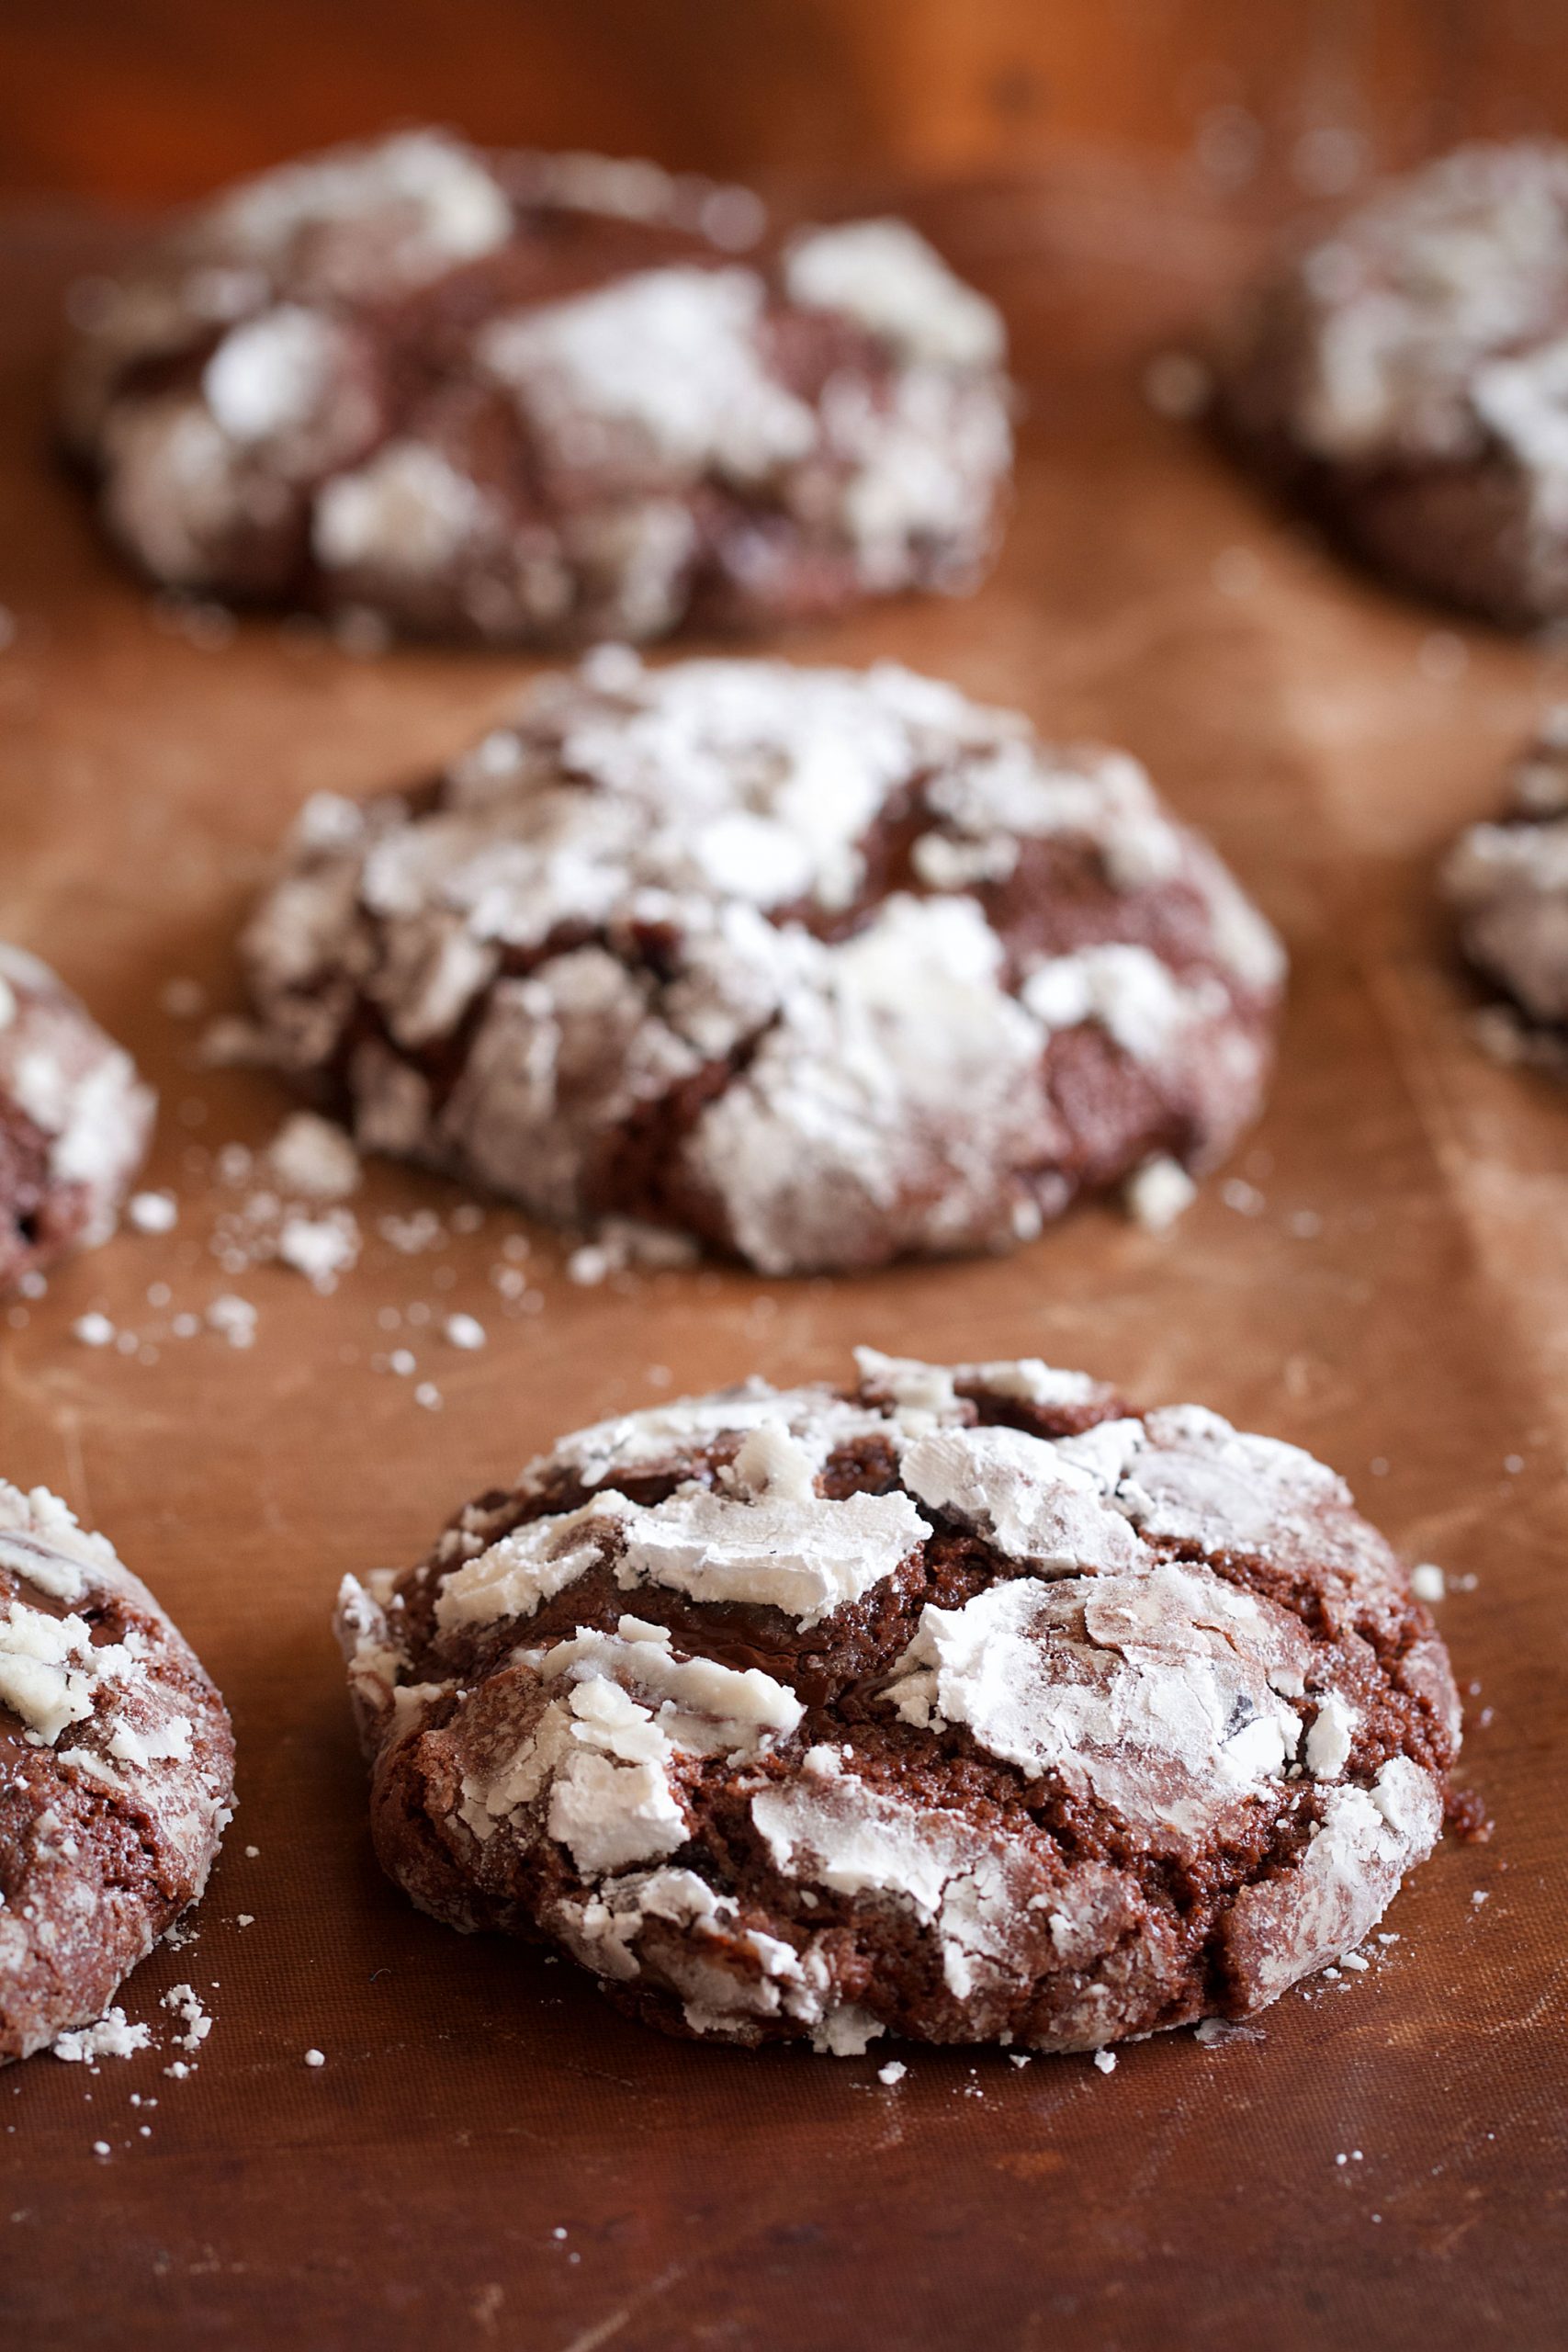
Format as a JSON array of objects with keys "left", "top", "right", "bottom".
[
  {"left": 1218, "top": 141, "right": 1568, "bottom": 626},
  {"left": 0, "top": 1484, "right": 234, "bottom": 2062},
  {"left": 0, "top": 942, "right": 153, "bottom": 1293},
  {"left": 242, "top": 651, "right": 1283, "bottom": 1274},
  {"left": 1443, "top": 708, "right": 1568, "bottom": 1064},
  {"left": 339, "top": 1351, "right": 1460, "bottom": 2056},
  {"left": 62, "top": 129, "right": 1012, "bottom": 644}
]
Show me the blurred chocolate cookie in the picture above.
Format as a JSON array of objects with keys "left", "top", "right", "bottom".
[
  {"left": 242, "top": 650, "right": 1283, "bottom": 1273},
  {"left": 0, "top": 943, "right": 152, "bottom": 1293},
  {"left": 0, "top": 1483, "right": 234, "bottom": 2063},
  {"left": 1444, "top": 708, "right": 1568, "bottom": 1060},
  {"left": 1219, "top": 141, "right": 1568, "bottom": 625},
  {"left": 338, "top": 1349, "right": 1461, "bottom": 2055},
  {"left": 64, "top": 130, "right": 1012, "bottom": 644}
]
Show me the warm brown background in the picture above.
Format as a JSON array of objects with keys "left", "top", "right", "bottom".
[
  {"left": 2, "top": 0, "right": 1568, "bottom": 207},
  {"left": 2, "top": 7, "right": 1568, "bottom": 2350}
]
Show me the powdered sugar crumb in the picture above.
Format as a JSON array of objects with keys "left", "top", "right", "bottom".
[{"left": 51, "top": 2008, "right": 152, "bottom": 2064}]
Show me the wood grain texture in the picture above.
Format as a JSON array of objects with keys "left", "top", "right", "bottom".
[
  {"left": 1, "top": 0, "right": 1568, "bottom": 203},
  {"left": 0, "top": 161, "right": 1565, "bottom": 2348}
]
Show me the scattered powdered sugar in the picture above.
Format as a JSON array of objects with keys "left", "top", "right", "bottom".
[
  {"left": 266, "top": 1110, "right": 362, "bottom": 1200},
  {"left": 207, "top": 1295, "right": 258, "bottom": 1348},
  {"left": 161, "top": 1983, "right": 213, "bottom": 2055},
  {"left": 127, "top": 1191, "right": 178, "bottom": 1234},
  {"left": 51, "top": 2007, "right": 152, "bottom": 2064},
  {"left": 276, "top": 1211, "right": 360, "bottom": 1290},
  {"left": 1124, "top": 1155, "right": 1198, "bottom": 1232}
]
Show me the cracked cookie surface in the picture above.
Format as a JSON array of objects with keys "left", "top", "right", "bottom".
[
  {"left": 0, "top": 1485, "right": 234, "bottom": 2062},
  {"left": 64, "top": 130, "right": 1012, "bottom": 645},
  {"left": 1219, "top": 141, "right": 1568, "bottom": 626},
  {"left": 243, "top": 650, "right": 1283, "bottom": 1273},
  {"left": 339, "top": 1350, "right": 1458, "bottom": 2055},
  {"left": 0, "top": 943, "right": 153, "bottom": 1295}
]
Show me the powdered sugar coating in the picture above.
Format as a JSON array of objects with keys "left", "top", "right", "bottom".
[
  {"left": 1445, "top": 712, "right": 1568, "bottom": 1034},
  {"left": 1221, "top": 141, "right": 1568, "bottom": 625},
  {"left": 0, "top": 942, "right": 154, "bottom": 1293},
  {"left": 243, "top": 651, "right": 1282, "bottom": 1273},
  {"left": 0, "top": 1484, "right": 234, "bottom": 2064},
  {"left": 342, "top": 1351, "right": 1458, "bottom": 2055},
  {"left": 64, "top": 130, "right": 1011, "bottom": 644}
]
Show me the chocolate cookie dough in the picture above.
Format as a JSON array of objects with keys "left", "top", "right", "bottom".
[
  {"left": 338, "top": 1351, "right": 1460, "bottom": 2055},
  {"left": 0, "top": 942, "right": 153, "bottom": 1293},
  {"left": 242, "top": 651, "right": 1283, "bottom": 1273},
  {"left": 0, "top": 1483, "right": 234, "bottom": 2063},
  {"left": 1218, "top": 141, "right": 1568, "bottom": 626},
  {"left": 63, "top": 130, "right": 1012, "bottom": 644}
]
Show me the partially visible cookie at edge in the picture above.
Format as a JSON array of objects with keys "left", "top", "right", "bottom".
[
  {"left": 0, "top": 942, "right": 153, "bottom": 1293},
  {"left": 62, "top": 129, "right": 1012, "bottom": 646},
  {"left": 1443, "top": 708, "right": 1568, "bottom": 1066},
  {"left": 240, "top": 650, "right": 1284, "bottom": 1274},
  {"left": 338, "top": 1349, "right": 1461, "bottom": 2057},
  {"left": 0, "top": 1483, "right": 234, "bottom": 2062},
  {"left": 1216, "top": 141, "right": 1568, "bottom": 626}
]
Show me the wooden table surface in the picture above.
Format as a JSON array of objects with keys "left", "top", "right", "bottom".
[{"left": 1, "top": 163, "right": 1565, "bottom": 2350}]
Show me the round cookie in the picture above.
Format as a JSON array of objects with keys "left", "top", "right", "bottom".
[
  {"left": 242, "top": 651, "right": 1283, "bottom": 1274},
  {"left": 63, "top": 130, "right": 1011, "bottom": 645},
  {"left": 0, "top": 1483, "right": 234, "bottom": 2062},
  {"left": 1443, "top": 708, "right": 1568, "bottom": 1059},
  {"left": 1218, "top": 141, "right": 1568, "bottom": 626},
  {"left": 0, "top": 942, "right": 153, "bottom": 1294},
  {"left": 338, "top": 1350, "right": 1461, "bottom": 2056}
]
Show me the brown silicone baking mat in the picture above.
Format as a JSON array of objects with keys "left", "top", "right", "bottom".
[{"left": 2, "top": 163, "right": 1565, "bottom": 2349}]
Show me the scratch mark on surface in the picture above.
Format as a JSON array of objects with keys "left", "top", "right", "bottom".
[
  {"left": 57, "top": 1404, "right": 92, "bottom": 1523},
  {"left": 1478, "top": 1956, "right": 1568, "bottom": 2037},
  {"left": 558, "top": 2261, "right": 689, "bottom": 2352}
]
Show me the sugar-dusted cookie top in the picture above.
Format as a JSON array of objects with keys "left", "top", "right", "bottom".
[
  {"left": 0, "top": 1483, "right": 234, "bottom": 2062},
  {"left": 339, "top": 1350, "right": 1459, "bottom": 2055},
  {"left": 0, "top": 942, "right": 153, "bottom": 1294},
  {"left": 65, "top": 130, "right": 1012, "bottom": 644},
  {"left": 243, "top": 650, "right": 1283, "bottom": 1272},
  {"left": 1220, "top": 141, "right": 1568, "bottom": 624}
]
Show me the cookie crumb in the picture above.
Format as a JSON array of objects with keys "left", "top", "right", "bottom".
[
  {"left": 128, "top": 1192, "right": 178, "bottom": 1234},
  {"left": 51, "top": 2009, "right": 152, "bottom": 2064},
  {"left": 1124, "top": 1155, "right": 1197, "bottom": 1232},
  {"left": 206, "top": 1295, "right": 258, "bottom": 1348},
  {"left": 277, "top": 1212, "right": 360, "bottom": 1289},
  {"left": 161, "top": 1984, "right": 212, "bottom": 2054},
  {"left": 267, "top": 1111, "right": 361, "bottom": 1201}
]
